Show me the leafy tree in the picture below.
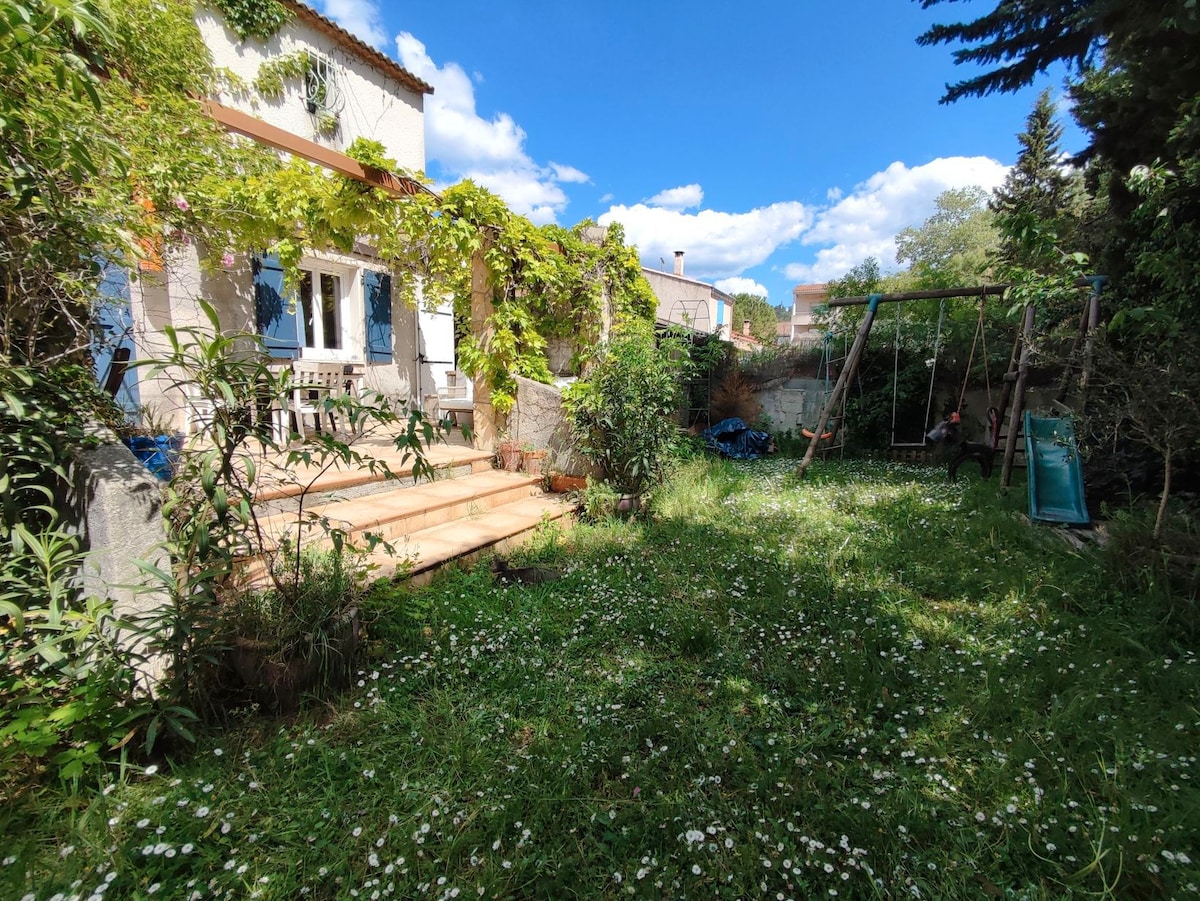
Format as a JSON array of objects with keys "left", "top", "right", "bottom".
[
  {"left": 730, "top": 292, "right": 778, "bottom": 344},
  {"left": 0, "top": 0, "right": 262, "bottom": 363},
  {"left": 895, "top": 187, "right": 998, "bottom": 289},
  {"left": 825, "top": 257, "right": 884, "bottom": 300}
]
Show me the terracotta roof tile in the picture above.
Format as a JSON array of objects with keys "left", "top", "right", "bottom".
[{"left": 284, "top": 1, "right": 433, "bottom": 97}]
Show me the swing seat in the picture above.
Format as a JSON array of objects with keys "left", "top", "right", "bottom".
[{"left": 801, "top": 427, "right": 834, "bottom": 440}]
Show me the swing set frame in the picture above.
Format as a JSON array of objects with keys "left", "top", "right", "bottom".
[{"left": 794, "top": 277, "right": 1106, "bottom": 481}]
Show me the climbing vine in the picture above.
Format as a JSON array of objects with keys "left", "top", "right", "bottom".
[
  {"left": 252, "top": 50, "right": 309, "bottom": 99},
  {"left": 206, "top": 0, "right": 291, "bottom": 42}
]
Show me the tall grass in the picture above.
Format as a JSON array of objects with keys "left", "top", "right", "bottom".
[{"left": 3, "top": 457, "right": 1196, "bottom": 899}]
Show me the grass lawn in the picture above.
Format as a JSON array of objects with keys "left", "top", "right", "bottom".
[{"left": 3, "top": 457, "right": 1197, "bottom": 899}]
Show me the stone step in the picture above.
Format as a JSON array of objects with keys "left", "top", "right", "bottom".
[
  {"left": 259, "top": 469, "right": 544, "bottom": 551},
  {"left": 366, "top": 494, "right": 574, "bottom": 586},
  {"left": 253, "top": 438, "right": 495, "bottom": 512}
]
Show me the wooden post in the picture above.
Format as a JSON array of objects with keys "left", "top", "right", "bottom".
[
  {"left": 1078, "top": 277, "right": 1105, "bottom": 400},
  {"left": 1000, "top": 303, "right": 1036, "bottom": 488},
  {"left": 993, "top": 327, "right": 1022, "bottom": 450},
  {"left": 1054, "top": 300, "right": 1092, "bottom": 404},
  {"left": 796, "top": 294, "right": 882, "bottom": 478},
  {"left": 469, "top": 247, "right": 498, "bottom": 452}
]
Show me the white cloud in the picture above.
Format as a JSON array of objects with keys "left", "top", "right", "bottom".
[
  {"left": 317, "top": 0, "right": 389, "bottom": 49},
  {"left": 550, "top": 163, "right": 590, "bottom": 184},
  {"left": 646, "top": 184, "right": 704, "bottom": 211},
  {"left": 714, "top": 277, "right": 769, "bottom": 298},
  {"left": 394, "top": 32, "right": 586, "bottom": 223},
  {"left": 599, "top": 200, "right": 812, "bottom": 280},
  {"left": 461, "top": 167, "right": 567, "bottom": 226},
  {"left": 781, "top": 156, "right": 1009, "bottom": 283}
]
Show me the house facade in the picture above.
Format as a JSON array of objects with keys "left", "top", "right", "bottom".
[
  {"left": 98, "top": 1, "right": 458, "bottom": 430},
  {"left": 789, "top": 283, "right": 829, "bottom": 345},
  {"left": 642, "top": 252, "right": 734, "bottom": 339}
]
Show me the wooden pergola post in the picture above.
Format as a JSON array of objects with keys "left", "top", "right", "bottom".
[{"left": 469, "top": 247, "right": 499, "bottom": 451}]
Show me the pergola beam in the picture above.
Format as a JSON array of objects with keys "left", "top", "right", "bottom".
[{"left": 202, "top": 98, "right": 436, "bottom": 199}]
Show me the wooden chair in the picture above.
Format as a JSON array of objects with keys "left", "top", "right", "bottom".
[{"left": 289, "top": 361, "right": 348, "bottom": 436}]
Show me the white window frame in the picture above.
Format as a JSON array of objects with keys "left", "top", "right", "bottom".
[{"left": 297, "top": 257, "right": 361, "bottom": 362}]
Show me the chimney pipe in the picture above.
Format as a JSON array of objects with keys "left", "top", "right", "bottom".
[
  {"left": 673, "top": 251, "right": 684, "bottom": 277},
  {"left": 743, "top": 319, "right": 751, "bottom": 336}
]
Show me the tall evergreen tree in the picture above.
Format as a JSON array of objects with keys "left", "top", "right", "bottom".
[{"left": 990, "top": 89, "right": 1078, "bottom": 270}]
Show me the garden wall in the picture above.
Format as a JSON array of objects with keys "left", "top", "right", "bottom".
[
  {"left": 68, "top": 433, "right": 172, "bottom": 689},
  {"left": 755, "top": 378, "right": 831, "bottom": 433},
  {"left": 510, "top": 376, "right": 590, "bottom": 477}
]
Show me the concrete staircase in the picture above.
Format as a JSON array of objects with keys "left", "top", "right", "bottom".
[{"left": 252, "top": 436, "right": 572, "bottom": 585}]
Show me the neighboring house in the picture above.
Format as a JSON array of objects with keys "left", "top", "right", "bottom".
[
  {"left": 642, "top": 252, "right": 734, "bottom": 339},
  {"left": 98, "top": 1, "right": 460, "bottom": 430},
  {"left": 775, "top": 320, "right": 793, "bottom": 346},
  {"left": 790, "top": 283, "right": 829, "bottom": 345},
  {"left": 730, "top": 320, "right": 764, "bottom": 353}
]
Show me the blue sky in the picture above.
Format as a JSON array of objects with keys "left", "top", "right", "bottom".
[{"left": 317, "top": 0, "right": 1084, "bottom": 304}]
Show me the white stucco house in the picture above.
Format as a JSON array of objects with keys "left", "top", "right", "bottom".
[
  {"left": 94, "top": 1, "right": 461, "bottom": 431},
  {"left": 788, "top": 283, "right": 829, "bottom": 345},
  {"left": 641, "top": 252, "right": 734, "bottom": 339}
]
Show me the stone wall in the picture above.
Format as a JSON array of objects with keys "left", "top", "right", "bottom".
[
  {"left": 755, "top": 378, "right": 831, "bottom": 433},
  {"left": 509, "top": 377, "right": 590, "bottom": 476},
  {"left": 70, "top": 433, "right": 172, "bottom": 690}
]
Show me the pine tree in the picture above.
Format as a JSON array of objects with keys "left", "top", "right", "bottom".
[{"left": 990, "top": 90, "right": 1078, "bottom": 270}]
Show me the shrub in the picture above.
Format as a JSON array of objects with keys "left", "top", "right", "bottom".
[
  {"left": 0, "top": 359, "right": 160, "bottom": 783},
  {"left": 564, "top": 331, "right": 693, "bottom": 496},
  {"left": 710, "top": 369, "right": 762, "bottom": 425}
]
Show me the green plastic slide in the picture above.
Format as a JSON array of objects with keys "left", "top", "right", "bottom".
[{"left": 1024, "top": 412, "right": 1089, "bottom": 525}]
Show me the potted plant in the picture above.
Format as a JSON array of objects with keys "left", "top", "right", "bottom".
[
  {"left": 549, "top": 472, "right": 587, "bottom": 494},
  {"left": 118, "top": 405, "right": 184, "bottom": 481},
  {"left": 226, "top": 540, "right": 364, "bottom": 714},
  {"left": 496, "top": 431, "right": 522, "bottom": 472},
  {"left": 521, "top": 443, "right": 547, "bottom": 476}
]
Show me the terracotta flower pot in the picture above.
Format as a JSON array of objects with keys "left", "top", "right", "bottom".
[
  {"left": 522, "top": 449, "right": 547, "bottom": 475},
  {"left": 549, "top": 474, "right": 587, "bottom": 493},
  {"left": 497, "top": 440, "right": 522, "bottom": 472}
]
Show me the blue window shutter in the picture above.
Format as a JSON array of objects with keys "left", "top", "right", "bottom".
[
  {"left": 364, "top": 269, "right": 393, "bottom": 363},
  {"left": 91, "top": 259, "right": 141, "bottom": 416},
  {"left": 254, "top": 253, "right": 301, "bottom": 359}
]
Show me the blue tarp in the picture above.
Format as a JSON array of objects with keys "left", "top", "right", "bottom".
[{"left": 702, "top": 417, "right": 773, "bottom": 460}]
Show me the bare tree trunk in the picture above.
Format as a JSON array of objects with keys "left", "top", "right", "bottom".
[{"left": 1154, "top": 444, "right": 1172, "bottom": 542}]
